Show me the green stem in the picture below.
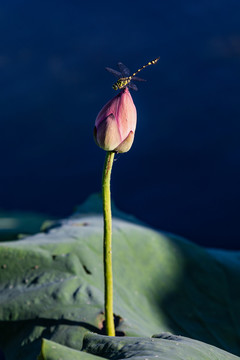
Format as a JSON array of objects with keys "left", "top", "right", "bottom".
[{"left": 102, "top": 151, "right": 115, "bottom": 336}]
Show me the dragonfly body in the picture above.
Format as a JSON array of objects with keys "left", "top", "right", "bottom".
[
  {"left": 106, "top": 57, "right": 160, "bottom": 91},
  {"left": 112, "top": 77, "right": 129, "bottom": 90}
]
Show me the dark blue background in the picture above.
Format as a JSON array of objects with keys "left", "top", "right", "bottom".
[{"left": 1, "top": 0, "right": 240, "bottom": 248}]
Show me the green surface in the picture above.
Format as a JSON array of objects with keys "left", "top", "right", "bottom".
[
  {"left": 39, "top": 333, "right": 240, "bottom": 360},
  {"left": 0, "top": 194, "right": 240, "bottom": 359},
  {"left": 38, "top": 338, "right": 103, "bottom": 360}
]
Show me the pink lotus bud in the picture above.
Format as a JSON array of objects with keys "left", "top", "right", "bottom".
[{"left": 94, "top": 87, "right": 137, "bottom": 153}]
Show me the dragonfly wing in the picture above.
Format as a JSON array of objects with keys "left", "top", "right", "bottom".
[
  {"left": 105, "top": 67, "right": 122, "bottom": 78},
  {"left": 117, "top": 62, "right": 130, "bottom": 77},
  {"left": 128, "top": 82, "right": 138, "bottom": 91},
  {"left": 132, "top": 76, "right": 147, "bottom": 82}
]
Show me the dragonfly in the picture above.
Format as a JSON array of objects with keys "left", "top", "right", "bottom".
[{"left": 105, "top": 57, "right": 160, "bottom": 91}]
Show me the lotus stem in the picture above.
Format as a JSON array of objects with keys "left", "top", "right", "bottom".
[{"left": 102, "top": 151, "right": 115, "bottom": 336}]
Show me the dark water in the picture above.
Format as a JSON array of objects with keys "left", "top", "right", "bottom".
[{"left": 0, "top": 0, "right": 240, "bottom": 248}]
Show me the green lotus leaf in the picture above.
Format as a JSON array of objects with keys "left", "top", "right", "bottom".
[
  {"left": 38, "top": 338, "right": 102, "bottom": 360},
  {"left": 38, "top": 333, "right": 240, "bottom": 360},
  {"left": 0, "top": 194, "right": 239, "bottom": 359}
]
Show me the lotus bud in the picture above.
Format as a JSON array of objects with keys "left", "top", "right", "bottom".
[{"left": 94, "top": 87, "right": 137, "bottom": 153}]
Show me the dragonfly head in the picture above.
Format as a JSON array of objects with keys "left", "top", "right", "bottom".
[{"left": 112, "top": 83, "right": 119, "bottom": 90}]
